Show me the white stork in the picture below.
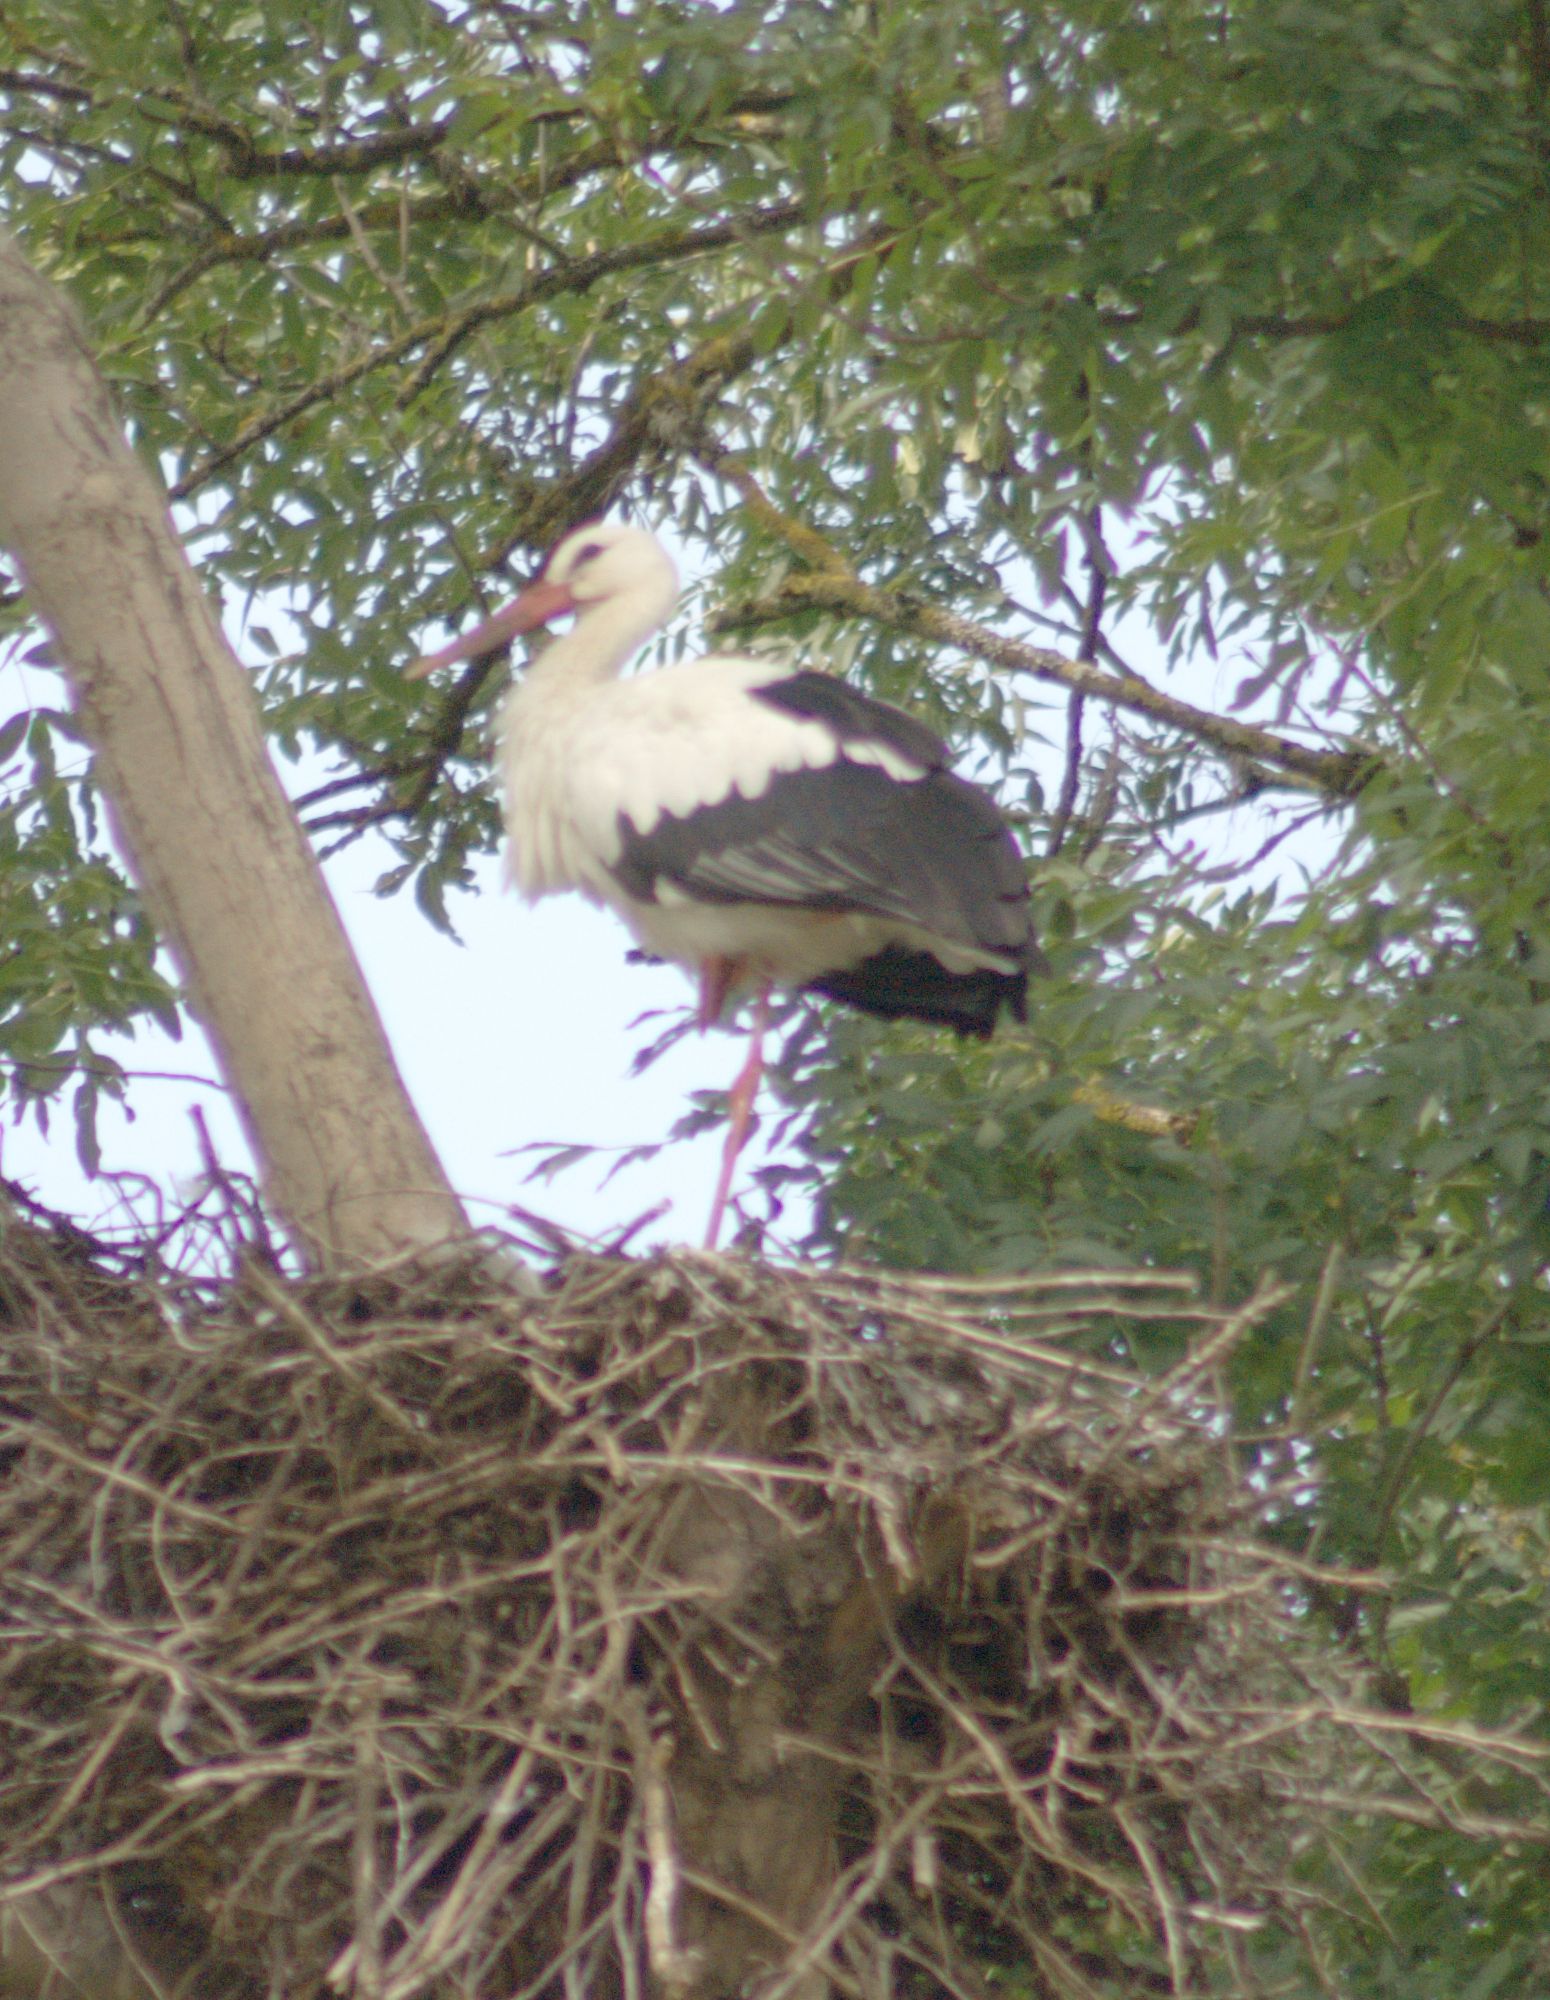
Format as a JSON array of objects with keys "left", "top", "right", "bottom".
[{"left": 409, "top": 522, "right": 1038, "bottom": 1247}]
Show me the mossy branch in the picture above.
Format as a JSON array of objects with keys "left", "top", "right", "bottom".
[{"left": 710, "top": 569, "right": 1376, "bottom": 800}]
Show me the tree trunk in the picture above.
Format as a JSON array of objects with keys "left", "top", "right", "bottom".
[{"left": 0, "top": 228, "right": 467, "bottom": 1265}]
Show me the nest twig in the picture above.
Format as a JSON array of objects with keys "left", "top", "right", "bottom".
[{"left": 0, "top": 1202, "right": 1543, "bottom": 2000}]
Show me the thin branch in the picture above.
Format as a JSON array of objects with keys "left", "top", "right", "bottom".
[
  {"left": 1368, "top": 1298, "right": 1515, "bottom": 1561},
  {"left": 0, "top": 66, "right": 92, "bottom": 103},
  {"left": 688, "top": 439, "right": 855, "bottom": 577},
  {"left": 168, "top": 202, "right": 808, "bottom": 497},
  {"left": 1047, "top": 506, "right": 1110, "bottom": 857},
  {"left": 91, "top": 119, "right": 805, "bottom": 312},
  {"left": 690, "top": 452, "right": 1372, "bottom": 797},
  {"left": 1177, "top": 801, "right": 1330, "bottom": 883},
  {"left": 399, "top": 198, "right": 811, "bottom": 405},
  {"left": 137, "top": 99, "right": 458, "bottom": 177},
  {"left": 711, "top": 571, "right": 1376, "bottom": 798}
]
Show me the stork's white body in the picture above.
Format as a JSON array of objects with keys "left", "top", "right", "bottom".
[
  {"left": 505, "top": 646, "right": 990, "bottom": 990},
  {"left": 409, "top": 521, "right": 1037, "bottom": 1242}
]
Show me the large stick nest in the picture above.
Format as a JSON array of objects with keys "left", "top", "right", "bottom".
[{"left": 0, "top": 1199, "right": 1528, "bottom": 2000}]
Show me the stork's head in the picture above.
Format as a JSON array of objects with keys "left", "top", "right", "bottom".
[
  {"left": 540, "top": 522, "right": 678, "bottom": 607},
  {"left": 406, "top": 521, "right": 679, "bottom": 678}
]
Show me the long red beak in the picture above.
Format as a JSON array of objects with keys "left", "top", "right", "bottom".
[{"left": 405, "top": 578, "right": 577, "bottom": 679}]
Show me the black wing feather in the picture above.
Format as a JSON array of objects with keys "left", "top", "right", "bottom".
[
  {"left": 750, "top": 671, "right": 949, "bottom": 770},
  {"left": 812, "top": 947, "right": 1024, "bottom": 1037},
  {"left": 610, "top": 757, "right": 1037, "bottom": 1032}
]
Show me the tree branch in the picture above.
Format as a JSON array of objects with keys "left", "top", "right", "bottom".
[
  {"left": 138, "top": 99, "right": 458, "bottom": 177},
  {"left": 168, "top": 201, "right": 812, "bottom": 497},
  {"left": 0, "top": 65, "right": 91, "bottom": 104},
  {"left": 398, "top": 199, "right": 812, "bottom": 404},
  {"left": 687, "top": 448, "right": 1371, "bottom": 796},
  {"left": 710, "top": 572, "right": 1376, "bottom": 798},
  {"left": 0, "top": 226, "right": 471, "bottom": 1266}
]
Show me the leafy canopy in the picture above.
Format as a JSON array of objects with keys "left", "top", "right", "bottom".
[{"left": 4, "top": 0, "right": 1550, "bottom": 1988}]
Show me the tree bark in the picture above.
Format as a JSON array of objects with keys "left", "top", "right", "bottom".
[{"left": 0, "top": 228, "right": 468, "bottom": 1265}]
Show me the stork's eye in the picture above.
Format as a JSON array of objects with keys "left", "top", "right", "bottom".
[{"left": 570, "top": 540, "right": 607, "bottom": 567}]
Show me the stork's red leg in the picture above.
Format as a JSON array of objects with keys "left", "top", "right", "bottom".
[
  {"left": 697, "top": 954, "right": 744, "bottom": 1032},
  {"left": 704, "top": 983, "right": 771, "bottom": 1250}
]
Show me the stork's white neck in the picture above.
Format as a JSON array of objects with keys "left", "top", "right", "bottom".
[{"left": 524, "top": 569, "right": 679, "bottom": 693}]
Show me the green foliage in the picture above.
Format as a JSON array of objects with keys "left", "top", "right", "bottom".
[
  {"left": 4, "top": 0, "right": 1550, "bottom": 1986},
  {"left": 0, "top": 701, "right": 176, "bottom": 1168}
]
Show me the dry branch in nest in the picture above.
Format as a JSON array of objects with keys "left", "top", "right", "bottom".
[{"left": 0, "top": 1200, "right": 1542, "bottom": 2000}]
